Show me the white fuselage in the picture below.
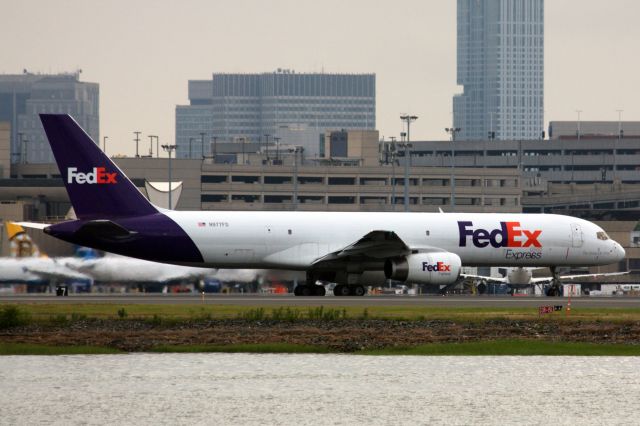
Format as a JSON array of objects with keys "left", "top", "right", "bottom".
[{"left": 165, "top": 211, "right": 625, "bottom": 270}]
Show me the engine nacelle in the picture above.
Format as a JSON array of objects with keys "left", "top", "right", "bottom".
[{"left": 384, "top": 252, "right": 462, "bottom": 285}]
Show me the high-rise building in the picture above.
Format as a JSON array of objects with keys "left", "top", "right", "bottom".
[
  {"left": 175, "top": 70, "right": 376, "bottom": 159},
  {"left": 0, "top": 71, "right": 99, "bottom": 164},
  {"left": 453, "top": 0, "right": 544, "bottom": 141}
]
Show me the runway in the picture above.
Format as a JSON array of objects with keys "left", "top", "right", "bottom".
[{"left": 1, "top": 294, "right": 639, "bottom": 308}]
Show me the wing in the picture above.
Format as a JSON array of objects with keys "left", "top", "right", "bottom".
[
  {"left": 460, "top": 273, "right": 508, "bottom": 284},
  {"left": 528, "top": 271, "right": 630, "bottom": 284},
  {"left": 312, "top": 230, "right": 443, "bottom": 264},
  {"left": 24, "top": 265, "right": 92, "bottom": 281},
  {"left": 560, "top": 271, "right": 630, "bottom": 280}
]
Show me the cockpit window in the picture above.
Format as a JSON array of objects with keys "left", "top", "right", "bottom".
[{"left": 596, "top": 231, "right": 609, "bottom": 241}]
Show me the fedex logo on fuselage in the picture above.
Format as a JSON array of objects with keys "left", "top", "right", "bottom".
[
  {"left": 422, "top": 261, "right": 451, "bottom": 272},
  {"left": 67, "top": 167, "right": 117, "bottom": 185},
  {"left": 458, "top": 221, "right": 542, "bottom": 248}
]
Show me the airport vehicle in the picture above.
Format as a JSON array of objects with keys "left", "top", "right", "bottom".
[{"left": 22, "top": 114, "right": 626, "bottom": 296}]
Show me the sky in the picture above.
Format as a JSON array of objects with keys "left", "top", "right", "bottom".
[{"left": 3, "top": 0, "right": 640, "bottom": 157}]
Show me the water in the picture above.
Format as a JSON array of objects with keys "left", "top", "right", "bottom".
[{"left": 1, "top": 354, "right": 639, "bottom": 425}]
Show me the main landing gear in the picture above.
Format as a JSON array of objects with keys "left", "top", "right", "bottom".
[
  {"left": 546, "top": 266, "right": 562, "bottom": 297},
  {"left": 293, "top": 284, "right": 326, "bottom": 296},
  {"left": 333, "top": 284, "right": 366, "bottom": 297},
  {"left": 292, "top": 284, "right": 367, "bottom": 296}
]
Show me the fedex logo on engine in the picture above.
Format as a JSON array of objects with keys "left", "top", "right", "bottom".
[
  {"left": 67, "top": 167, "right": 117, "bottom": 185},
  {"left": 458, "top": 221, "right": 542, "bottom": 248},
  {"left": 422, "top": 261, "right": 451, "bottom": 272}
]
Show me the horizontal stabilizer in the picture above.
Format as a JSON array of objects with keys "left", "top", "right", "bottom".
[
  {"left": 69, "top": 220, "right": 138, "bottom": 242},
  {"left": 15, "top": 222, "right": 50, "bottom": 230}
]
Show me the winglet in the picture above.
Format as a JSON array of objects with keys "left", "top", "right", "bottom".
[
  {"left": 5, "top": 221, "right": 43, "bottom": 258},
  {"left": 5, "top": 221, "right": 26, "bottom": 240}
]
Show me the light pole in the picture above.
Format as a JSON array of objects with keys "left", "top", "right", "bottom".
[
  {"left": 134, "top": 131, "right": 141, "bottom": 158},
  {"left": 445, "top": 127, "right": 461, "bottom": 210},
  {"left": 103, "top": 136, "right": 108, "bottom": 155},
  {"left": 189, "top": 137, "right": 194, "bottom": 159},
  {"left": 576, "top": 110, "right": 582, "bottom": 141},
  {"left": 17, "top": 132, "right": 24, "bottom": 164},
  {"left": 290, "top": 147, "right": 302, "bottom": 208},
  {"left": 155, "top": 136, "right": 160, "bottom": 158},
  {"left": 239, "top": 137, "right": 246, "bottom": 164},
  {"left": 161, "top": 144, "right": 177, "bottom": 209},
  {"left": 211, "top": 136, "right": 218, "bottom": 161},
  {"left": 389, "top": 137, "right": 397, "bottom": 210},
  {"left": 616, "top": 109, "right": 623, "bottom": 181},
  {"left": 264, "top": 134, "right": 270, "bottom": 163},
  {"left": 400, "top": 115, "right": 418, "bottom": 212},
  {"left": 22, "top": 138, "right": 29, "bottom": 164},
  {"left": 397, "top": 141, "right": 412, "bottom": 212},
  {"left": 148, "top": 135, "right": 155, "bottom": 157},
  {"left": 200, "top": 132, "right": 206, "bottom": 159},
  {"left": 274, "top": 137, "right": 281, "bottom": 163}
]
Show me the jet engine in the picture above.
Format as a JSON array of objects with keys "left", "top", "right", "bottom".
[{"left": 384, "top": 252, "right": 462, "bottom": 285}]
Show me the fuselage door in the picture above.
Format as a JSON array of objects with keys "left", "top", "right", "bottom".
[{"left": 571, "top": 223, "right": 584, "bottom": 248}]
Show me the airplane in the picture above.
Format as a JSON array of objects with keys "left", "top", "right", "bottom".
[
  {"left": 64, "top": 253, "right": 218, "bottom": 288},
  {"left": 19, "top": 114, "right": 626, "bottom": 297},
  {"left": 461, "top": 267, "right": 629, "bottom": 296},
  {"left": 2, "top": 222, "right": 217, "bottom": 294},
  {"left": 0, "top": 222, "right": 92, "bottom": 291}
]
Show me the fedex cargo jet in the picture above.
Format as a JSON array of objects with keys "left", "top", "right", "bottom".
[{"left": 27, "top": 114, "right": 625, "bottom": 296}]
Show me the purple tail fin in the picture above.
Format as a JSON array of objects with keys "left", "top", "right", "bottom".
[{"left": 40, "top": 114, "right": 157, "bottom": 219}]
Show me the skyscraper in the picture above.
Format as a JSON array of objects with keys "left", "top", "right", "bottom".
[
  {"left": 175, "top": 70, "right": 376, "bottom": 159},
  {"left": 453, "top": 0, "right": 544, "bottom": 141},
  {"left": 0, "top": 72, "right": 99, "bottom": 163}
]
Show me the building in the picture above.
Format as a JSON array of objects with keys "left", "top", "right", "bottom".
[
  {"left": 549, "top": 121, "right": 640, "bottom": 140},
  {"left": 0, "top": 72, "right": 99, "bottom": 163},
  {"left": 453, "top": 0, "right": 544, "bottom": 141},
  {"left": 175, "top": 70, "right": 376, "bottom": 159},
  {"left": 406, "top": 136, "right": 640, "bottom": 184},
  {"left": 403, "top": 134, "right": 640, "bottom": 218}
]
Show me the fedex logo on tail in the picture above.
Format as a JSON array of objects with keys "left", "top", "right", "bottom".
[
  {"left": 458, "top": 221, "right": 542, "bottom": 248},
  {"left": 67, "top": 167, "right": 117, "bottom": 185},
  {"left": 422, "top": 261, "right": 451, "bottom": 272}
]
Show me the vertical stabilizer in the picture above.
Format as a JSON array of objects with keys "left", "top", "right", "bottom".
[{"left": 39, "top": 114, "right": 157, "bottom": 219}]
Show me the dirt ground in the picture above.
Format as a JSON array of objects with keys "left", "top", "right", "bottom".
[{"left": 2, "top": 319, "right": 640, "bottom": 352}]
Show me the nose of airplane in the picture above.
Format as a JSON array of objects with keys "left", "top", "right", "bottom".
[{"left": 614, "top": 242, "right": 626, "bottom": 262}]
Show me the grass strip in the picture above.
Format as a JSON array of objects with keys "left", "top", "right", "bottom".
[
  {"left": 3, "top": 303, "right": 640, "bottom": 323},
  {"left": 149, "top": 343, "right": 332, "bottom": 354},
  {"left": 360, "top": 340, "right": 640, "bottom": 356},
  {"left": 0, "top": 343, "right": 122, "bottom": 355},
  {"left": 2, "top": 340, "right": 639, "bottom": 356}
]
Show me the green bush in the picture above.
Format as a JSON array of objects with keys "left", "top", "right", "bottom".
[
  {"left": 0, "top": 306, "right": 30, "bottom": 329},
  {"left": 241, "top": 307, "right": 266, "bottom": 321},
  {"left": 117, "top": 308, "right": 128, "bottom": 319}
]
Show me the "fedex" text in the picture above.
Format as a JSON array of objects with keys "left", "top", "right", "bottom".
[
  {"left": 422, "top": 261, "right": 451, "bottom": 272},
  {"left": 458, "top": 221, "right": 542, "bottom": 248},
  {"left": 67, "top": 167, "right": 117, "bottom": 185}
]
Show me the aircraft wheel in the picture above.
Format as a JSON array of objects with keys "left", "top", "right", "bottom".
[
  {"left": 546, "top": 286, "right": 560, "bottom": 297},
  {"left": 313, "top": 285, "right": 326, "bottom": 296},
  {"left": 333, "top": 285, "right": 350, "bottom": 297},
  {"left": 351, "top": 285, "right": 366, "bottom": 297},
  {"left": 300, "top": 286, "right": 313, "bottom": 296}
]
